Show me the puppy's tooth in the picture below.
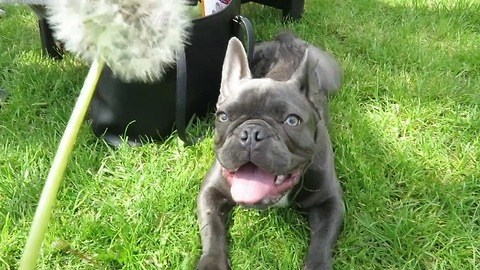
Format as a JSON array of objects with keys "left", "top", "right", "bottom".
[{"left": 275, "top": 175, "right": 286, "bottom": 185}]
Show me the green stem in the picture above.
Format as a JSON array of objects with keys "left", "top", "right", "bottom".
[{"left": 19, "top": 58, "right": 105, "bottom": 270}]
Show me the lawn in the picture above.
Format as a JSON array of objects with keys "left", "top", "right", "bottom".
[{"left": 0, "top": 0, "right": 479, "bottom": 269}]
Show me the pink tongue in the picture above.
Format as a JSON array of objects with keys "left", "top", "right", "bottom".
[{"left": 230, "top": 164, "right": 276, "bottom": 204}]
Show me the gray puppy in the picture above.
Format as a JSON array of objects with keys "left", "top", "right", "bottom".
[{"left": 196, "top": 33, "right": 344, "bottom": 270}]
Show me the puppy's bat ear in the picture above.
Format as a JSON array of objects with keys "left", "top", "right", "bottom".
[
  {"left": 289, "top": 47, "right": 343, "bottom": 125},
  {"left": 288, "top": 47, "right": 342, "bottom": 96},
  {"left": 307, "top": 46, "right": 343, "bottom": 96},
  {"left": 287, "top": 49, "right": 309, "bottom": 91},
  {"left": 219, "top": 37, "right": 251, "bottom": 103}
]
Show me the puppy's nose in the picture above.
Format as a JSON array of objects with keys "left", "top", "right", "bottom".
[{"left": 239, "top": 125, "right": 266, "bottom": 147}]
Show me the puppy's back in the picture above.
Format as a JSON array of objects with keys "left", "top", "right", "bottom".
[
  {"left": 251, "top": 32, "right": 308, "bottom": 81},
  {"left": 251, "top": 32, "right": 342, "bottom": 96}
]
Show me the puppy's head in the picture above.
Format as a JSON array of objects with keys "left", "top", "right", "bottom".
[{"left": 213, "top": 37, "right": 326, "bottom": 208}]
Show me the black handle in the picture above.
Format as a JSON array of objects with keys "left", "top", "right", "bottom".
[
  {"left": 175, "top": 47, "right": 193, "bottom": 145},
  {"left": 233, "top": 15, "right": 255, "bottom": 63}
]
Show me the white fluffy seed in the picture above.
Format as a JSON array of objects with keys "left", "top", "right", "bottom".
[{"left": 46, "top": 0, "right": 192, "bottom": 82}]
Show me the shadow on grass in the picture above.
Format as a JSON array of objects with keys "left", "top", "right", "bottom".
[
  {"left": 332, "top": 107, "right": 479, "bottom": 268},
  {"left": 320, "top": 1, "right": 479, "bottom": 269}
]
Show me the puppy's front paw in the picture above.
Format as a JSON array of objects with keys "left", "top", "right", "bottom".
[{"left": 196, "top": 255, "right": 231, "bottom": 270}]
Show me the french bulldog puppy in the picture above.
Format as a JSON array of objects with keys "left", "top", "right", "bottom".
[{"left": 196, "top": 33, "right": 344, "bottom": 270}]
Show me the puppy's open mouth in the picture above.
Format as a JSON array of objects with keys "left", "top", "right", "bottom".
[{"left": 222, "top": 162, "right": 301, "bottom": 205}]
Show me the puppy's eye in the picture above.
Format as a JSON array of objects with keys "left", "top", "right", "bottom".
[
  {"left": 284, "top": 114, "right": 302, "bottom": 126},
  {"left": 216, "top": 112, "right": 229, "bottom": 122}
]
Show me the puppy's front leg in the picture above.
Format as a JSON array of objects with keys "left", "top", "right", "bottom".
[
  {"left": 197, "top": 183, "right": 234, "bottom": 270},
  {"left": 303, "top": 197, "right": 344, "bottom": 270}
]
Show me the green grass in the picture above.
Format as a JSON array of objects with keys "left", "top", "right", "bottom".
[{"left": 1, "top": 0, "right": 479, "bottom": 269}]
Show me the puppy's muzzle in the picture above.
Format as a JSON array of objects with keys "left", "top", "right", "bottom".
[{"left": 239, "top": 123, "right": 268, "bottom": 148}]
